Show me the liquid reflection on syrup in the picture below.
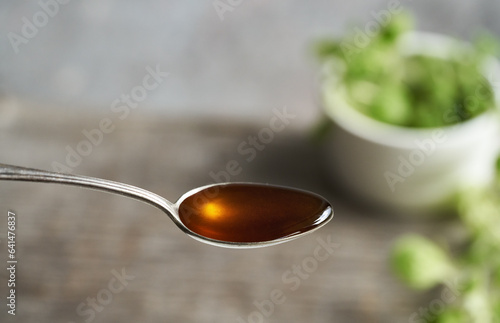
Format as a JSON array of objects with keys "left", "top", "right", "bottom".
[{"left": 178, "top": 183, "right": 332, "bottom": 243}]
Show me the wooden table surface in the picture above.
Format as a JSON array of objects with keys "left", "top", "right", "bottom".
[{"left": 0, "top": 106, "right": 450, "bottom": 323}]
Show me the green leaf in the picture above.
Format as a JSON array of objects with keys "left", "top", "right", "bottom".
[
  {"left": 314, "top": 40, "right": 344, "bottom": 61},
  {"left": 391, "top": 234, "right": 455, "bottom": 290},
  {"left": 432, "top": 308, "right": 469, "bottom": 323}
]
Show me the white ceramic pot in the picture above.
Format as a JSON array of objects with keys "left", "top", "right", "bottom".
[{"left": 322, "top": 32, "right": 500, "bottom": 213}]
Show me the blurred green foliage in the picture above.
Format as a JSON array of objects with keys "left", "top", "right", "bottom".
[
  {"left": 391, "top": 157, "right": 500, "bottom": 323},
  {"left": 390, "top": 234, "right": 455, "bottom": 290},
  {"left": 316, "top": 13, "right": 497, "bottom": 128},
  {"left": 316, "top": 11, "right": 500, "bottom": 322}
]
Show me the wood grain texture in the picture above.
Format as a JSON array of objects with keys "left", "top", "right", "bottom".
[{"left": 0, "top": 108, "right": 452, "bottom": 323}]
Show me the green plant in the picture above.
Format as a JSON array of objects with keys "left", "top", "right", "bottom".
[
  {"left": 316, "top": 13, "right": 497, "bottom": 128},
  {"left": 391, "top": 157, "right": 500, "bottom": 322}
]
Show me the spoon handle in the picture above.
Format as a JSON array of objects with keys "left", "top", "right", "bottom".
[{"left": 0, "top": 163, "right": 177, "bottom": 221}]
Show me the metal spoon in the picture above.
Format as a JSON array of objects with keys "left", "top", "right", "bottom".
[{"left": 0, "top": 163, "right": 333, "bottom": 248}]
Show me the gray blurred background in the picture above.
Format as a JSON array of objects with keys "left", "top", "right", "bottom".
[
  {"left": 1, "top": 1, "right": 500, "bottom": 323},
  {"left": 1, "top": 0, "right": 500, "bottom": 123}
]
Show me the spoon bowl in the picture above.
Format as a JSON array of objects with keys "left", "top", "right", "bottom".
[{"left": 0, "top": 164, "right": 333, "bottom": 248}]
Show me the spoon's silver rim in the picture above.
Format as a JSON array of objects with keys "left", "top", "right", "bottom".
[{"left": 0, "top": 163, "right": 333, "bottom": 249}]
